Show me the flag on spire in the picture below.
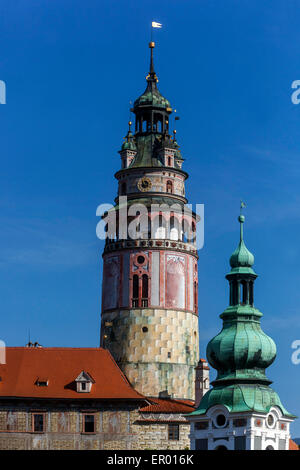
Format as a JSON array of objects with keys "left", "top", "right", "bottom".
[{"left": 152, "top": 21, "right": 162, "bottom": 28}]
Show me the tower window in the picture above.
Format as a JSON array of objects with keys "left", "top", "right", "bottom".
[
  {"left": 121, "top": 182, "right": 127, "bottom": 195},
  {"left": 170, "top": 215, "right": 179, "bottom": 241},
  {"left": 168, "top": 424, "right": 179, "bottom": 440},
  {"left": 194, "top": 281, "right": 198, "bottom": 312},
  {"left": 249, "top": 281, "right": 254, "bottom": 306},
  {"left": 83, "top": 414, "right": 95, "bottom": 433},
  {"left": 142, "top": 274, "right": 148, "bottom": 307},
  {"left": 166, "top": 180, "right": 173, "bottom": 193},
  {"left": 132, "top": 274, "right": 139, "bottom": 305}
]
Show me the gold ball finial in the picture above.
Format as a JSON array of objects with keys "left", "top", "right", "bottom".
[
  {"left": 149, "top": 41, "right": 155, "bottom": 48},
  {"left": 173, "top": 129, "right": 177, "bottom": 134},
  {"left": 129, "top": 121, "right": 132, "bottom": 126}
]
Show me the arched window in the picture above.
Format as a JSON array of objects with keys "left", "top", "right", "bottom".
[
  {"left": 170, "top": 215, "right": 179, "bottom": 240},
  {"left": 154, "top": 214, "right": 166, "bottom": 239},
  {"left": 132, "top": 275, "right": 139, "bottom": 307},
  {"left": 142, "top": 274, "right": 148, "bottom": 307},
  {"left": 194, "top": 281, "right": 198, "bottom": 312},
  {"left": 249, "top": 281, "right": 254, "bottom": 306},
  {"left": 241, "top": 281, "right": 249, "bottom": 305},
  {"left": 182, "top": 218, "right": 189, "bottom": 242},
  {"left": 168, "top": 156, "right": 172, "bottom": 166},
  {"left": 166, "top": 180, "right": 173, "bottom": 193},
  {"left": 190, "top": 221, "right": 196, "bottom": 245},
  {"left": 231, "top": 281, "right": 239, "bottom": 305}
]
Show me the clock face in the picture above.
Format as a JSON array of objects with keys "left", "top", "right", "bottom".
[{"left": 137, "top": 177, "right": 152, "bottom": 192}]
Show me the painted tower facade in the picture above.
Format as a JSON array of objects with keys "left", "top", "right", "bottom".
[
  {"left": 100, "top": 42, "right": 199, "bottom": 400},
  {"left": 187, "top": 213, "right": 295, "bottom": 450}
]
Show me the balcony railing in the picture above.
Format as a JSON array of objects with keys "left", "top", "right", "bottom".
[
  {"left": 132, "top": 298, "right": 149, "bottom": 308},
  {"left": 105, "top": 238, "right": 197, "bottom": 256}
]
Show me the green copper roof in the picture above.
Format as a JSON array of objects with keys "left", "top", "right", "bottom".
[
  {"left": 189, "top": 384, "right": 295, "bottom": 418},
  {"left": 206, "top": 311, "right": 276, "bottom": 385},
  {"left": 189, "top": 211, "right": 294, "bottom": 419},
  {"left": 134, "top": 83, "right": 171, "bottom": 110},
  {"left": 121, "top": 128, "right": 137, "bottom": 151},
  {"left": 129, "top": 134, "right": 163, "bottom": 168}
]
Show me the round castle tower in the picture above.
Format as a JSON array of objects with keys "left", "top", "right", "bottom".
[{"left": 100, "top": 42, "right": 199, "bottom": 400}]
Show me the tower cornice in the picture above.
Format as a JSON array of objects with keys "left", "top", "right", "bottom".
[{"left": 114, "top": 166, "right": 189, "bottom": 181}]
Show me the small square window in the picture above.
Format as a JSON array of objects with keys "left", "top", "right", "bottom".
[
  {"left": 83, "top": 414, "right": 95, "bottom": 433},
  {"left": 168, "top": 424, "right": 179, "bottom": 440},
  {"left": 33, "top": 414, "right": 44, "bottom": 433}
]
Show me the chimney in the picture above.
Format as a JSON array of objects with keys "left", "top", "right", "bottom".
[{"left": 194, "top": 359, "right": 210, "bottom": 408}]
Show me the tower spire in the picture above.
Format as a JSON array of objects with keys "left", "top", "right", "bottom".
[
  {"left": 187, "top": 213, "right": 295, "bottom": 451},
  {"left": 147, "top": 41, "right": 158, "bottom": 84}
]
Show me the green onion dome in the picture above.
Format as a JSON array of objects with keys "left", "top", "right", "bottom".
[
  {"left": 134, "top": 86, "right": 171, "bottom": 110},
  {"left": 121, "top": 138, "right": 137, "bottom": 151},
  {"left": 121, "top": 128, "right": 137, "bottom": 151},
  {"left": 206, "top": 319, "right": 277, "bottom": 385}
]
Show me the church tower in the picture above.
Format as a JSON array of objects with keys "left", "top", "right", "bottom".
[
  {"left": 187, "top": 213, "right": 295, "bottom": 450},
  {"left": 100, "top": 42, "right": 199, "bottom": 400}
]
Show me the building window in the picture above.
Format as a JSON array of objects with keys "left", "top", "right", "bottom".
[
  {"left": 32, "top": 413, "right": 45, "bottom": 433},
  {"left": 168, "top": 424, "right": 179, "bottom": 440},
  {"left": 83, "top": 414, "right": 95, "bottom": 433},
  {"left": 195, "top": 421, "right": 208, "bottom": 430}
]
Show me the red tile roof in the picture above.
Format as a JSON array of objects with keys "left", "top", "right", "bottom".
[
  {"left": 289, "top": 439, "right": 299, "bottom": 450},
  {"left": 140, "top": 398, "right": 195, "bottom": 413},
  {"left": 0, "top": 347, "right": 146, "bottom": 401}
]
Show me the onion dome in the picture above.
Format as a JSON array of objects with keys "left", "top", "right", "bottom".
[
  {"left": 121, "top": 122, "right": 137, "bottom": 151},
  {"left": 229, "top": 215, "right": 254, "bottom": 270},
  {"left": 134, "top": 82, "right": 171, "bottom": 109},
  {"left": 206, "top": 318, "right": 277, "bottom": 385},
  {"left": 188, "top": 211, "right": 295, "bottom": 419}
]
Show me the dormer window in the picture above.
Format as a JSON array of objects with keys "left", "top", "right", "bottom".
[
  {"left": 35, "top": 378, "right": 48, "bottom": 387},
  {"left": 75, "top": 371, "right": 94, "bottom": 393}
]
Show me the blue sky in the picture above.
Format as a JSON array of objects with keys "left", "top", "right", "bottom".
[{"left": 1, "top": 0, "right": 300, "bottom": 436}]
